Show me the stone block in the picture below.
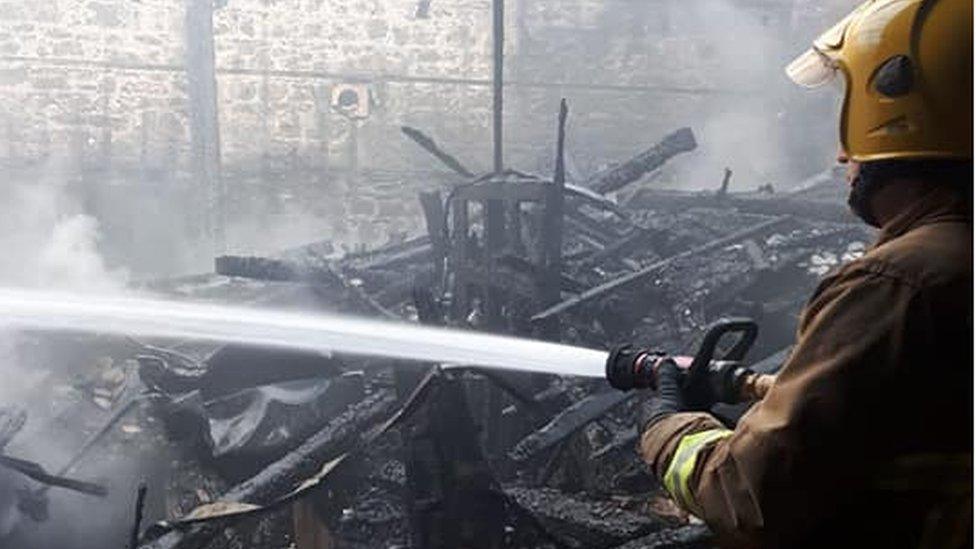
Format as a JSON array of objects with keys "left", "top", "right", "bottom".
[
  {"left": 0, "top": 66, "right": 27, "bottom": 86},
  {"left": 349, "top": 197, "right": 378, "bottom": 216},
  {"left": 89, "top": 2, "right": 124, "bottom": 27}
]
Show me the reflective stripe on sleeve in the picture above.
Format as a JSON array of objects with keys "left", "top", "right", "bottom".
[{"left": 663, "top": 428, "right": 733, "bottom": 516}]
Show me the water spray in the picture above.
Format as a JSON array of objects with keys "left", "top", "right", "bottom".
[
  {"left": 0, "top": 288, "right": 608, "bottom": 378},
  {"left": 0, "top": 288, "right": 774, "bottom": 403}
]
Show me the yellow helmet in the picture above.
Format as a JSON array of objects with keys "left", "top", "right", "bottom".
[{"left": 786, "top": 0, "right": 973, "bottom": 161}]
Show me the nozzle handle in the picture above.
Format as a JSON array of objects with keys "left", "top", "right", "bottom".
[{"left": 687, "top": 318, "right": 758, "bottom": 385}]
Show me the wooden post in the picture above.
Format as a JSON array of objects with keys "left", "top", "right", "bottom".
[
  {"left": 540, "top": 99, "right": 568, "bottom": 339},
  {"left": 184, "top": 0, "right": 224, "bottom": 253},
  {"left": 450, "top": 197, "right": 470, "bottom": 321},
  {"left": 419, "top": 191, "right": 447, "bottom": 282}
]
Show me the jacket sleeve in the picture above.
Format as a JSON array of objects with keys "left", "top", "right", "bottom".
[{"left": 639, "top": 265, "right": 919, "bottom": 546}]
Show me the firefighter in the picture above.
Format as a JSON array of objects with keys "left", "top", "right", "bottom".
[{"left": 611, "top": 0, "right": 973, "bottom": 546}]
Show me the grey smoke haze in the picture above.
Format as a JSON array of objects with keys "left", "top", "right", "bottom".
[
  {"left": 0, "top": 164, "right": 127, "bottom": 293},
  {"left": 0, "top": 0, "right": 852, "bottom": 280},
  {"left": 0, "top": 0, "right": 854, "bottom": 545}
]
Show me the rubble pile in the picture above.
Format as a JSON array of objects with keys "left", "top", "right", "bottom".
[{"left": 0, "top": 126, "right": 869, "bottom": 549}]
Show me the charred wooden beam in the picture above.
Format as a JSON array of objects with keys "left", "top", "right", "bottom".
[
  {"left": 419, "top": 191, "right": 448, "bottom": 281},
  {"left": 449, "top": 193, "right": 471, "bottom": 320},
  {"left": 129, "top": 482, "right": 149, "bottom": 549},
  {"left": 340, "top": 235, "right": 430, "bottom": 262},
  {"left": 403, "top": 371, "right": 508, "bottom": 548},
  {"left": 587, "top": 128, "right": 696, "bottom": 194},
  {"left": 505, "top": 487, "right": 668, "bottom": 547},
  {"left": 541, "top": 99, "right": 568, "bottom": 327},
  {"left": 215, "top": 255, "right": 335, "bottom": 285},
  {"left": 140, "top": 389, "right": 398, "bottom": 549},
  {"left": 509, "top": 390, "right": 633, "bottom": 462},
  {"left": 356, "top": 243, "right": 433, "bottom": 271},
  {"left": 531, "top": 215, "right": 794, "bottom": 322},
  {"left": 628, "top": 189, "right": 857, "bottom": 223},
  {"left": 0, "top": 454, "right": 107, "bottom": 497},
  {"left": 401, "top": 126, "right": 475, "bottom": 178},
  {"left": 214, "top": 255, "right": 399, "bottom": 318},
  {"left": 590, "top": 426, "right": 638, "bottom": 461},
  {"left": 574, "top": 227, "right": 667, "bottom": 270},
  {"left": 565, "top": 210, "right": 620, "bottom": 245},
  {"left": 717, "top": 167, "right": 732, "bottom": 197}
]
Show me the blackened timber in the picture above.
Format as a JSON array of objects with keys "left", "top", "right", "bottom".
[
  {"left": 566, "top": 210, "right": 619, "bottom": 244},
  {"left": 215, "top": 255, "right": 336, "bottom": 285},
  {"left": 0, "top": 455, "right": 107, "bottom": 496},
  {"left": 453, "top": 263, "right": 536, "bottom": 301},
  {"left": 485, "top": 197, "right": 506, "bottom": 326},
  {"left": 129, "top": 483, "right": 149, "bottom": 549},
  {"left": 420, "top": 191, "right": 447, "bottom": 273},
  {"left": 450, "top": 197, "right": 470, "bottom": 319},
  {"left": 540, "top": 99, "right": 568, "bottom": 338},
  {"left": 628, "top": 188, "right": 856, "bottom": 223},
  {"left": 340, "top": 234, "right": 429, "bottom": 262},
  {"left": 404, "top": 372, "right": 507, "bottom": 548},
  {"left": 590, "top": 426, "right": 638, "bottom": 460},
  {"left": 717, "top": 167, "right": 732, "bottom": 197},
  {"left": 356, "top": 243, "right": 433, "bottom": 271},
  {"left": 505, "top": 487, "right": 667, "bottom": 546},
  {"left": 505, "top": 200, "right": 525, "bottom": 256},
  {"left": 223, "top": 391, "right": 395, "bottom": 503},
  {"left": 587, "top": 128, "right": 696, "bottom": 194},
  {"left": 141, "top": 390, "right": 397, "bottom": 549},
  {"left": 575, "top": 227, "right": 662, "bottom": 270},
  {"left": 215, "top": 255, "right": 400, "bottom": 318},
  {"left": 401, "top": 126, "right": 475, "bottom": 178},
  {"left": 531, "top": 215, "right": 794, "bottom": 321},
  {"left": 509, "top": 390, "right": 633, "bottom": 461},
  {"left": 41, "top": 396, "right": 143, "bottom": 494},
  {"left": 419, "top": 191, "right": 448, "bottom": 280}
]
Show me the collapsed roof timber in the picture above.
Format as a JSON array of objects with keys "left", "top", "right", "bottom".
[{"left": 0, "top": 102, "right": 868, "bottom": 547}]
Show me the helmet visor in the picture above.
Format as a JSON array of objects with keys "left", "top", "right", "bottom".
[
  {"left": 785, "top": 47, "right": 840, "bottom": 88},
  {"left": 785, "top": 0, "right": 873, "bottom": 88}
]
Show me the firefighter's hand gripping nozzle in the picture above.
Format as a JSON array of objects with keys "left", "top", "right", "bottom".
[{"left": 606, "top": 319, "right": 768, "bottom": 405}]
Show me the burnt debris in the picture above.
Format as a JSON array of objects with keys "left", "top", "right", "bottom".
[{"left": 3, "top": 101, "right": 868, "bottom": 549}]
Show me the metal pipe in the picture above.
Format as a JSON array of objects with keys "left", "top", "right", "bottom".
[{"left": 492, "top": 0, "right": 504, "bottom": 173}]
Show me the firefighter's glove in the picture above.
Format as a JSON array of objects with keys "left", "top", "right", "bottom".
[{"left": 637, "top": 357, "right": 685, "bottom": 434}]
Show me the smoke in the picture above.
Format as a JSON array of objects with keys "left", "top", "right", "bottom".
[
  {"left": 652, "top": 0, "right": 843, "bottom": 191},
  {"left": 0, "top": 159, "right": 135, "bottom": 545},
  {"left": 0, "top": 166, "right": 127, "bottom": 293}
]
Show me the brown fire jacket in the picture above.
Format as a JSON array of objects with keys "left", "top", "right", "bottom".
[{"left": 640, "top": 185, "right": 973, "bottom": 548}]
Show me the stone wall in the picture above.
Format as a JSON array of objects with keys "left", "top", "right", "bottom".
[{"left": 0, "top": 0, "right": 852, "bottom": 273}]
